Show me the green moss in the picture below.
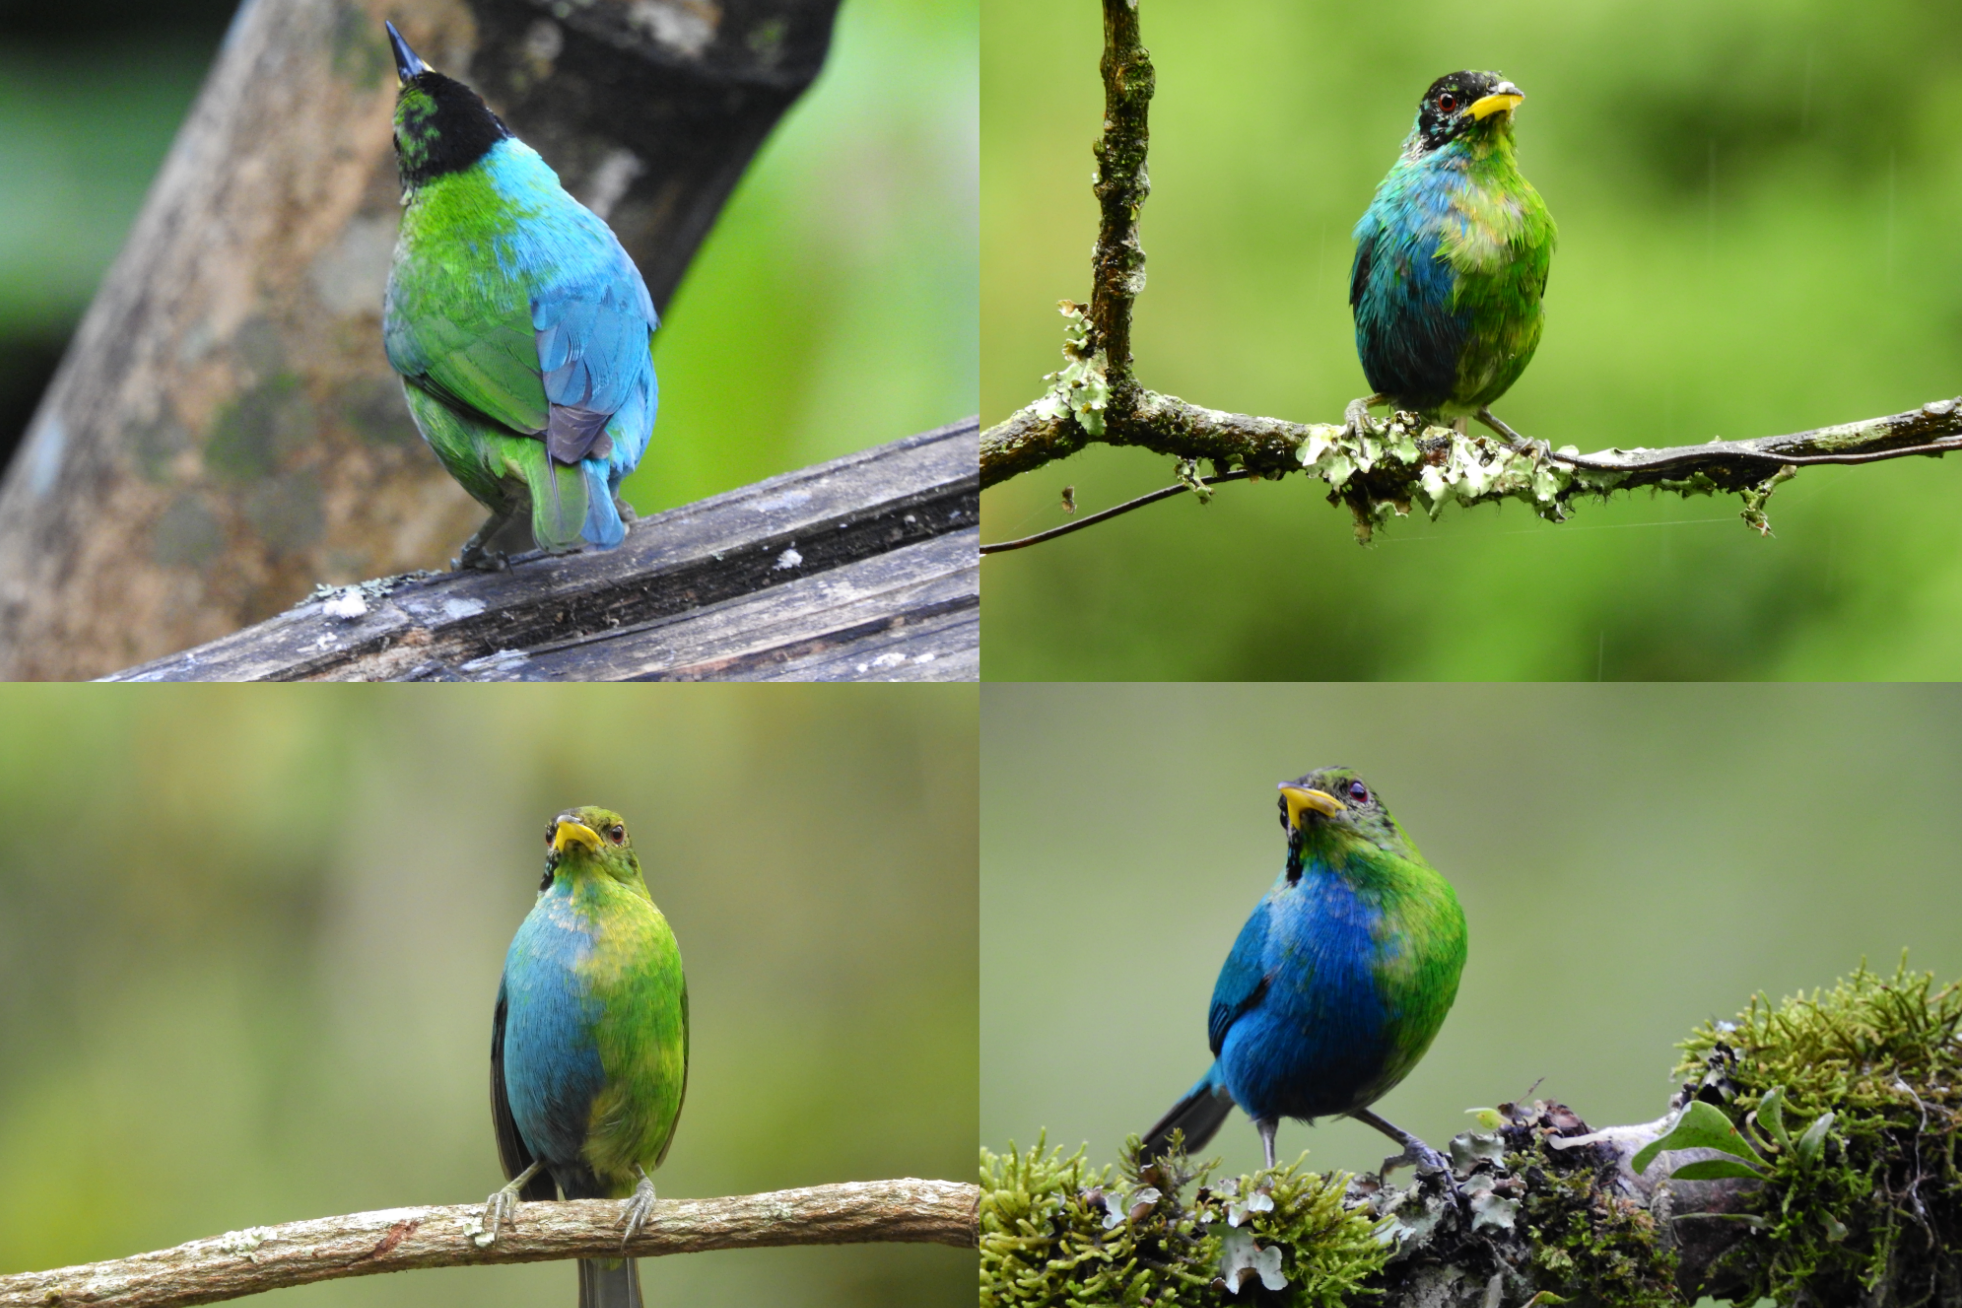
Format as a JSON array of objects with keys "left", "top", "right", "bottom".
[
  {"left": 979, "top": 1134, "right": 1390, "bottom": 1307},
  {"left": 1507, "top": 1115, "right": 1681, "bottom": 1308},
  {"left": 1671, "top": 959, "right": 1962, "bottom": 1306}
]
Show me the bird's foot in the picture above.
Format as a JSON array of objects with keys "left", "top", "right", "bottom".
[
  {"left": 1343, "top": 394, "right": 1386, "bottom": 442},
  {"left": 1379, "top": 1137, "right": 1453, "bottom": 1182},
  {"left": 619, "top": 1168, "right": 657, "bottom": 1249},
  {"left": 1474, "top": 406, "right": 1550, "bottom": 461},
  {"left": 478, "top": 1161, "right": 543, "bottom": 1247}
]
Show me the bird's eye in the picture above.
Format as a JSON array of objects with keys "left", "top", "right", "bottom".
[
  {"left": 607, "top": 825, "right": 626, "bottom": 845},
  {"left": 1438, "top": 93, "right": 1459, "bottom": 113},
  {"left": 1348, "top": 780, "right": 1369, "bottom": 804},
  {"left": 545, "top": 824, "right": 556, "bottom": 847}
]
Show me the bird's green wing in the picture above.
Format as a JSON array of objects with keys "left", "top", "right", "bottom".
[
  {"left": 654, "top": 978, "right": 688, "bottom": 1169},
  {"left": 385, "top": 269, "right": 550, "bottom": 438},
  {"left": 491, "top": 978, "right": 557, "bottom": 1200}
]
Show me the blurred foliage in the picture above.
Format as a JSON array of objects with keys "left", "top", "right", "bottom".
[
  {"left": 0, "top": 686, "right": 977, "bottom": 1308},
  {"left": 980, "top": 683, "right": 1962, "bottom": 1191},
  {"left": 981, "top": 0, "right": 1962, "bottom": 679},
  {"left": 0, "top": 0, "right": 976, "bottom": 502}
]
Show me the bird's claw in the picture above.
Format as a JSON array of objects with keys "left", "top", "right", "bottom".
[
  {"left": 480, "top": 1186, "right": 521, "bottom": 1247},
  {"left": 1343, "top": 396, "right": 1379, "bottom": 443},
  {"left": 619, "top": 1170, "right": 657, "bottom": 1249}
]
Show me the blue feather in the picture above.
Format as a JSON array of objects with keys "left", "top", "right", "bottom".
[{"left": 501, "top": 881, "right": 609, "bottom": 1191}]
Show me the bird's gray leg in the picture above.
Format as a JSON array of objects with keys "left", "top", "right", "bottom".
[
  {"left": 1255, "top": 1118, "right": 1278, "bottom": 1171},
  {"left": 455, "top": 508, "right": 515, "bottom": 572},
  {"left": 619, "top": 1166, "right": 658, "bottom": 1248},
  {"left": 1352, "top": 1107, "right": 1452, "bottom": 1179},
  {"left": 1474, "top": 406, "right": 1550, "bottom": 460},
  {"left": 481, "top": 1160, "right": 543, "bottom": 1244},
  {"left": 1343, "top": 393, "right": 1387, "bottom": 441}
]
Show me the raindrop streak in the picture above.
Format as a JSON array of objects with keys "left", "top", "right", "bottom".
[
  {"left": 1315, "top": 220, "right": 1328, "bottom": 307},
  {"left": 1706, "top": 140, "right": 1717, "bottom": 272},
  {"left": 1886, "top": 148, "right": 1897, "bottom": 287},
  {"left": 1800, "top": 45, "right": 1814, "bottom": 134}
]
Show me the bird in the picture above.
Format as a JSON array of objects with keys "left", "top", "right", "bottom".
[
  {"left": 483, "top": 807, "right": 689, "bottom": 1308},
  {"left": 1142, "top": 768, "right": 1467, "bottom": 1177},
  {"left": 1346, "top": 72, "right": 1555, "bottom": 454},
  {"left": 381, "top": 22, "right": 659, "bottom": 570}
]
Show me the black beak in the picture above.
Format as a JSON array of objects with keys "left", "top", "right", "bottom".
[{"left": 385, "top": 21, "right": 426, "bottom": 85}]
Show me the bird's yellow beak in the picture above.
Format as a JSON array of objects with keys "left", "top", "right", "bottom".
[
  {"left": 1469, "top": 89, "right": 1524, "bottom": 120},
  {"left": 1279, "top": 785, "right": 1345, "bottom": 832},
  {"left": 553, "top": 820, "right": 604, "bottom": 855}
]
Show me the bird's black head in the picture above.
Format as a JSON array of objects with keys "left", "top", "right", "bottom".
[
  {"left": 1275, "top": 766, "right": 1413, "bottom": 877},
  {"left": 1407, "top": 71, "right": 1525, "bottom": 157},
  {"left": 386, "top": 21, "right": 510, "bottom": 190}
]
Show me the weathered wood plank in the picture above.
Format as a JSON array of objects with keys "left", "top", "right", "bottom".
[{"left": 104, "top": 419, "right": 979, "bottom": 682}]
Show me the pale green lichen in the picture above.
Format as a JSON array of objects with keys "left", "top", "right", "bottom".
[
  {"left": 1284, "top": 414, "right": 1797, "bottom": 544},
  {"left": 1029, "top": 302, "right": 1110, "bottom": 437},
  {"left": 979, "top": 1134, "right": 1389, "bottom": 1307}
]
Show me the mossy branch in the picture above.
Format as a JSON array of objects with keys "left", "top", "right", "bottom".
[
  {"left": 983, "top": 961, "right": 1962, "bottom": 1307},
  {"left": 979, "top": 0, "right": 1962, "bottom": 544},
  {"left": 0, "top": 1179, "right": 978, "bottom": 1308}
]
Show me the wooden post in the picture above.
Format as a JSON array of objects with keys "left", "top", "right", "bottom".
[{"left": 0, "top": 0, "right": 841, "bottom": 680}]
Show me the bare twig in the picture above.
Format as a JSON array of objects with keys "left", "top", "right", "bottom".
[
  {"left": 980, "top": 0, "right": 1962, "bottom": 539},
  {"left": 0, "top": 1180, "right": 977, "bottom": 1308},
  {"left": 979, "top": 469, "right": 1252, "bottom": 554}
]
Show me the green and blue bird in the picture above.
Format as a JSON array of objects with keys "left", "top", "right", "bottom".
[
  {"left": 1143, "top": 769, "right": 1467, "bottom": 1175},
  {"left": 382, "top": 23, "right": 658, "bottom": 569},
  {"left": 1346, "top": 72, "right": 1554, "bottom": 452},
  {"left": 484, "top": 807, "right": 688, "bottom": 1308}
]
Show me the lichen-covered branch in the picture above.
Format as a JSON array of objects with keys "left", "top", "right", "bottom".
[
  {"left": 0, "top": 1179, "right": 978, "bottom": 1308},
  {"left": 982, "top": 962, "right": 1962, "bottom": 1307},
  {"left": 980, "top": 0, "right": 1962, "bottom": 541}
]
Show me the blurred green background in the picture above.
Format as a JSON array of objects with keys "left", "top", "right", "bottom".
[
  {"left": 981, "top": 0, "right": 1962, "bottom": 679},
  {"left": 0, "top": 687, "right": 976, "bottom": 1307},
  {"left": 982, "top": 683, "right": 1962, "bottom": 1183},
  {"left": 0, "top": 0, "right": 976, "bottom": 505}
]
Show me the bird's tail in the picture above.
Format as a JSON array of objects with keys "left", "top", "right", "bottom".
[
  {"left": 579, "top": 459, "right": 627, "bottom": 549},
  {"left": 510, "top": 444, "right": 591, "bottom": 554},
  {"left": 1141, "top": 1063, "right": 1236, "bottom": 1163},
  {"left": 577, "top": 1257, "right": 642, "bottom": 1308}
]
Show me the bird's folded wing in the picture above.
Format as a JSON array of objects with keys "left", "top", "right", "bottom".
[
  {"left": 1208, "top": 905, "right": 1274, "bottom": 1056},
  {"left": 491, "top": 978, "right": 556, "bottom": 1199},
  {"left": 532, "top": 240, "right": 657, "bottom": 465},
  {"left": 388, "top": 296, "right": 551, "bottom": 439}
]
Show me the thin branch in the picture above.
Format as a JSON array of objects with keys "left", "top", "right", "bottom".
[
  {"left": 979, "top": 0, "right": 1962, "bottom": 538},
  {"left": 980, "top": 470, "right": 1252, "bottom": 554},
  {"left": 0, "top": 1180, "right": 978, "bottom": 1308}
]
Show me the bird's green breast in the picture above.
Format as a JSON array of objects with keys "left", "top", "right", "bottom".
[{"left": 563, "top": 874, "right": 688, "bottom": 1190}]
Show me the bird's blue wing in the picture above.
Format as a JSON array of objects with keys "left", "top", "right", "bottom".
[
  {"left": 1208, "top": 899, "right": 1273, "bottom": 1056},
  {"left": 531, "top": 232, "right": 657, "bottom": 472}
]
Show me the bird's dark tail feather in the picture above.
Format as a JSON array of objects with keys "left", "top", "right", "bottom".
[
  {"left": 578, "top": 1257, "right": 642, "bottom": 1308},
  {"left": 1141, "top": 1069, "right": 1236, "bottom": 1163}
]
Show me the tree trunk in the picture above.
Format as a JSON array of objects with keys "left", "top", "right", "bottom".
[{"left": 0, "top": 0, "right": 840, "bottom": 680}]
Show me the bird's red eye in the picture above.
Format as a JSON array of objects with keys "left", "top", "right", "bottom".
[
  {"left": 1438, "top": 93, "right": 1458, "bottom": 113},
  {"left": 607, "top": 825, "right": 626, "bottom": 844},
  {"left": 1348, "top": 780, "right": 1369, "bottom": 804},
  {"left": 545, "top": 825, "right": 556, "bottom": 847}
]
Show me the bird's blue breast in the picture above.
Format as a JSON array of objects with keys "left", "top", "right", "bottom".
[
  {"left": 501, "top": 884, "right": 608, "bottom": 1173},
  {"left": 1214, "top": 866, "right": 1393, "bottom": 1123},
  {"left": 1351, "top": 154, "right": 1473, "bottom": 410}
]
